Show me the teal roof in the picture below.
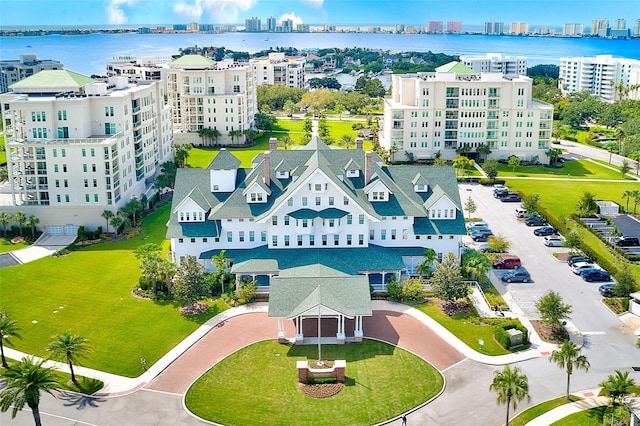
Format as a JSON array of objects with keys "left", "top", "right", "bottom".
[
  {"left": 436, "top": 61, "right": 477, "bottom": 74},
  {"left": 208, "top": 149, "right": 241, "bottom": 170},
  {"left": 171, "top": 55, "right": 216, "bottom": 67},
  {"left": 10, "top": 70, "right": 96, "bottom": 92}
]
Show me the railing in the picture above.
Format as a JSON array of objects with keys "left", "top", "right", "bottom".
[{"left": 6, "top": 132, "right": 124, "bottom": 146}]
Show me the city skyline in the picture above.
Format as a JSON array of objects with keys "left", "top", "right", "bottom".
[{"left": 1, "top": 0, "right": 639, "bottom": 28}]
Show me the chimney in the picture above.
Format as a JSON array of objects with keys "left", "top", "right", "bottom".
[
  {"left": 355, "top": 137, "right": 363, "bottom": 150},
  {"left": 365, "top": 151, "right": 373, "bottom": 184},
  {"left": 269, "top": 137, "right": 278, "bottom": 150},
  {"left": 263, "top": 151, "right": 271, "bottom": 187}
]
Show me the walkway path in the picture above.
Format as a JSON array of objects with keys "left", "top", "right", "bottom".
[{"left": 525, "top": 391, "right": 610, "bottom": 426}]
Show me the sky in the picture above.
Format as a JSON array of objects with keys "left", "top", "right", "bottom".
[{"left": 1, "top": 0, "right": 639, "bottom": 28}]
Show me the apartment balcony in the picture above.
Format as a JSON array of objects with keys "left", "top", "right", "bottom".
[
  {"left": 6, "top": 132, "right": 124, "bottom": 146},
  {"left": 444, "top": 142, "right": 458, "bottom": 150},
  {"left": 446, "top": 89, "right": 459, "bottom": 98},
  {"left": 132, "top": 105, "right": 141, "bottom": 113},
  {"left": 445, "top": 100, "right": 459, "bottom": 109},
  {"left": 487, "top": 123, "right": 498, "bottom": 130},
  {"left": 135, "top": 147, "right": 143, "bottom": 156},
  {"left": 487, "top": 112, "right": 498, "bottom": 119},
  {"left": 488, "top": 93, "right": 500, "bottom": 98},
  {"left": 134, "top": 134, "right": 142, "bottom": 142},
  {"left": 538, "top": 142, "right": 549, "bottom": 149},
  {"left": 445, "top": 111, "right": 458, "bottom": 119},
  {"left": 540, "top": 123, "right": 551, "bottom": 129},
  {"left": 133, "top": 120, "right": 142, "bottom": 129},
  {"left": 112, "top": 165, "right": 120, "bottom": 174}
]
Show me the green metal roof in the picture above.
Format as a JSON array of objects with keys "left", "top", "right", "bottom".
[
  {"left": 10, "top": 70, "right": 96, "bottom": 91},
  {"left": 436, "top": 61, "right": 477, "bottom": 74},
  {"left": 170, "top": 55, "right": 216, "bottom": 67}
]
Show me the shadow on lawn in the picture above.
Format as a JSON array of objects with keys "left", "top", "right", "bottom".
[{"left": 284, "top": 339, "right": 396, "bottom": 362}]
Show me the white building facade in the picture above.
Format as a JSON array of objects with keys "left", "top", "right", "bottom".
[
  {"left": 559, "top": 55, "right": 640, "bottom": 102},
  {"left": 166, "top": 55, "right": 257, "bottom": 146},
  {"left": 0, "top": 70, "right": 173, "bottom": 231},
  {"left": 460, "top": 53, "right": 527, "bottom": 75},
  {"left": 380, "top": 62, "right": 553, "bottom": 162},
  {"left": 251, "top": 52, "right": 306, "bottom": 89}
]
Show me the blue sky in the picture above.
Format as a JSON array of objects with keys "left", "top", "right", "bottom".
[{"left": 1, "top": 0, "right": 639, "bottom": 27}]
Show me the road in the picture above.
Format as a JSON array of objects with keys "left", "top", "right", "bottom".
[{"left": 554, "top": 139, "right": 639, "bottom": 173}]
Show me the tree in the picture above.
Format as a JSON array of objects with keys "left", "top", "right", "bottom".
[
  {"left": 254, "top": 113, "right": 276, "bottom": 132},
  {"left": 0, "top": 211, "right": 12, "bottom": 237},
  {"left": 229, "top": 129, "right": 244, "bottom": 144},
  {"left": 172, "top": 255, "right": 209, "bottom": 307},
  {"left": 24, "top": 215, "right": 39, "bottom": 239},
  {"left": 535, "top": 290, "right": 573, "bottom": 326},
  {"left": 0, "top": 357, "right": 58, "bottom": 426},
  {"left": 549, "top": 340, "right": 590, "bottom": 400},
  {"left": 339, "top": 134, "right": 355, "bottom": 149},
  {"left": 212, "top": 250, "right": 232, "bottom": 294},
  {"left": 599, "top": 370, "right": 636, "bottom": 416},
  {"left": 622, "top": 189, "right": 636, "bottom": 213},
  {"left": 433, "top": 157, "right": 447, "bottom": 166},
  {"left": 139, "top": 252, "right": 175, "bottom": 296},
  {"left": 416, "top": 248, "right": 437, "bottom": 278},
  {"left": 453, "top": 155, "right": 473, "bottom": 176},
  {"left": 127, "top": 197, "right": 143, "bottom": 227},
  {"left": 362, "top": 78, "right": 385, "bottom": 97},
  {"left": 476, "top": 143, "right": 492, "bottom": 161},
  {"left": 489, "top": 365, "right": 530, "bottom": 426},
  {"left": 464, "top": 197, "right": 477, "bottom": 220},
  {"left": 429, "top": 252, "right": 469, "bottom": 308},
  {"left": 521, "top": 194, "right": 540, "bottom": 214},
  {"left": 461, "top": 249, "right": 492, "bottom": 281},
  {"left": 546, "top": 148, "right": 563, "bottom": 166},
  {"left": 576, "top": 191, "right": 598, "bottom": 217},
  {"left": 14, "top": 211, "right": 26, "bottom": 237},
  {"left": 483, "top": 158, "right": 499, "bottom": 180},
  {"left": 614, "top": 265, "right": 638, "bottom": 297},
  {"left": 284, "top": 99, "right": 297, "bottom": 117},
  {"left": 508, "top": 156, "right": 521, "bottom": 173},
  {"left": 0, "top": 313, "right": 22, "bottom": 368},
  {"left": 175, "top": 144, "right": 192, "bottom": 167},
  {"left": 47, "top": 332, "right": 92, "bottom": 385},
  {"left": 278, "top": 135, "right": 294, "bottom": 150},
  {"left": 487, "top": 235, "right": 510, "bottom": 253},
  {"left": 110, "top": 216, "right": 124, "bottom": 236},
  {"left": 564, "top": 229, "right": 582, "bottom": 253},
  {"left": 621, "top": 159, "right": 631, "bottom": 176}
]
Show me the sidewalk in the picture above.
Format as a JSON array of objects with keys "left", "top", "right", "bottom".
[{"left": 525, "top": 389, "right": 610, "bottom": 426}]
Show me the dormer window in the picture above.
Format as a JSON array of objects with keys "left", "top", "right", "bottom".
[
  {"left": 346, "top": 169, "right": 359, "bottom": 177},
  {"left": 415, "top": 184, "right": 428, "bottom": 192},
  {"left": 277, "top": 170, "right": 289, "bottom": 179},
  {"left": 372, "top": 191, "right": 387, "bottom": 201},
  {"left": 250, "top": 192, "right": 264, "bottom": 202}
]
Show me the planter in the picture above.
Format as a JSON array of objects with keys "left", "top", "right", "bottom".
[{"left": 297, "top": 360, "right": 346, "bottom": 383}]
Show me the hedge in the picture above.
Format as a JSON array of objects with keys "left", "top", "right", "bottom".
[{"left": 494, "top": 320, "right": 530, "bottom": 349}]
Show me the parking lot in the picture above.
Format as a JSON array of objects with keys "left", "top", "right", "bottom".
[{"left": 582, "top": 216, "right": 640, "bottom": 258}]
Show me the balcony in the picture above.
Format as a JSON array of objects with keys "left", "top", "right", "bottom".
[
  {"left": 112, "top": 165, "right": 120, "bottom": 173},
  {"left": 134, "top": 134, "right": 142, "bottom": 142},
  {"left": 132, "top": 105, "right": 141, "bottom": 113},
  {"left": 444, "top": 142, "right": 458, "bottom": 150},
  {"left": 445, "top": 100, "right": 459, "bottom": 109},
  {"left": 133, "top": 120, "right": 142, "bottom": 129}
]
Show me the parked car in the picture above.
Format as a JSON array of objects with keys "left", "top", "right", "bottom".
[
  {"left": 570, "top": 261, "right": 602, "bottom": 275},
  {"left": 582, "top": 270, "right": 612, "bottom": 282},
  {"left": 492, "top": 255, "right": 522, "bottom": 269},
  {"left": 598, "top": 283, "right": 615, "bottom": 297},
  {"left": 544, "top": 235, "right": 565, "bottom": 247},
  {"left": 466, "top": 221, "right": 489, "bottom": 231},
  {"left": 493, "top": 184, "right": 508, "bottom": 192},
  {"left": 525, "top": 217, "right": 547, "bottom": 227},
  {"left": 500, "top": 269, "right": 531, "bottom": 283},
  {"left": 493, "top": 188, "right": 509, "bottom": 198},
  {"left": 476, "top": 243, "right": 501, "bottom": 253},
  {"left": 534, "top": 226, "right": 558, "bottom": 236},
  {"left": 470, "top": 227, "right": 493, "bottom": 236},
  {"left": 567, "top": 255, "right": 593, "bottom": 266},
  {"left": 471, "top": 233, "right": 491, "bottom": 242},
  {"left": 515, "top": 208, "right": 529, "bottom": 218},
  {"left": 615, "top": 236, "right": 640, "bottom": 247},
  {"left": 500, "top": 193, "right": 522, "bottom": 202}
]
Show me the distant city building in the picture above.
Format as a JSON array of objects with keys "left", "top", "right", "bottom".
[
  {"left": 296, "top": 24, "right": 310, "bottom": 32},
  {"left": 267, "top": 17, "right": 277, "bottom": 32},
  {"left": 281, "top": 19, "right": 293, "bottom": 32},
  {"left": 563, "top": 23, "right": 584, "bottom": 36},
  {"left": 188, "top": 22, "right": 198, "bottom": 32},
  {"left": 460, "top": 53, "right": 527, "bottom": 75},
  {"left": 105, "top": 56, "right": 169, "bottom": 82},
  {"left": 559, "top": 55, "right": 640, "bottom": 102},
  {"left": 591, "top": 18, "right": 609, "bottom": 35},
  {"left": 484, "top": 21, "right": 504, "bottom": 35},
  {"left": 0, "top": 54, "right": 64, "bottom": 93},
  {"left": 0, "top": 70, "right": 173, "bottom": 229},
  {"left": 426, "top": 21, "right": 444, "bottom": 33},
  {"left": 199, "top": 24, "right": 215, "bottom": 32},
  {"left": 613, "top": 18, "right": 627, "bottom": 30},
  {"left": 245, "top": 17, "right": 261, "bottom": 32},
  {"left": 166, "top": 55, "right": 256, "bottom": 145},
  {"left": 447, "top": 21, "right": 462, "bottom": 33},
  {"left": 138, "top": 27, "right": 151, "bottom": 34},
  {"left": 380, "top": 61, "right": 553, "bottom": 162},
  {"left": 509, "top": 22, "right": 529, "bottom": 35},
  {"left": 173, "top": 24, "right": 187, "bottom": 31},
  {"left": 634, "top": 19, "right": 640, "bottom": 37},
  {"left": 251, "top": 52, "right": 306, "bottom": 89},
  {"left": 395, "top": 23, "right": 405, "bottom": 33}
]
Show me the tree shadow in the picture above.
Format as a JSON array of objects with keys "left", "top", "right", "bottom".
[
  {"left": 285, "top": 338, "right": 395, "bottom": 362},
  {"left": 58, "top": 390, "right": 106, "bottom": 410}
]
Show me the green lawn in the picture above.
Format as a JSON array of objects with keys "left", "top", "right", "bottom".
[
  {"left": 0, "top": 237, "right": 30, "bottom": 253},
  {"left": 551, "top": 406, "right": 628, "bottom": 426},
  {"left": 185, "top": 339, "right": 444, "bottom": 426},
  {"left": 510, "top": 396, "right": 579, "bottom": 426},
  {"left": 496, "top": 159, "right": 631, "bottom": 180},
  {"left": 0, "top": 134, "right": 6, "bottom": 165},
  {"left": 0, "top": 204, "right": 226, "bottom": 377}
]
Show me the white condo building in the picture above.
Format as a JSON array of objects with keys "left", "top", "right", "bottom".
[
  {"left": 0, "top": 54, "right": 64, "bottom": 93},
  {"left": 559, "top": 55, "right": 640, "bottom": 102},
  {"left": 251, "top": 52, "right": 306, "bottom": 89},
  {"left": 460, "top": 53, "right": 527, "bottom": 76},
  {"left": 0, "top": 70, "right": 173, "bottom": 231},
  {"left": 166, "top": 55, "right": 257, "bottom": 146},
  {"left": 105, "top": 56, "right": 170, "bottom": 82},
  {"left": 380, "top": 62, "right": 553, "bottom": 162}
]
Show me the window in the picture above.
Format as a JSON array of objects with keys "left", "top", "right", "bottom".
[
  {"left": 85, "top": 194, "right": 90, "bottom": 202},
  {"left": 359, "top": 214, "right": 365, "bottom": 225},
  {"left": 315, "top": 197, "right": 321, "bottom": 206},
  {"left": 334, "top": 235, "right": 339, "bottom": 246},
  {"left": 239, "top": 231, "right": 245, "bottom": 242},
  {"left": 369, "top": 229, "right": 375, "bottom": 240},
  {"left": 328, "top": 196, "right": 334, "bottom": 206},
  {"left": 227, "top": 231, "right": 232, "bottom": 242},
  {"left": 105, "top": 106, "right": 115, "bottom": 117},
  {"left": 302, "top": 197, "right": 308, "bottom": 206},
  {"left": 249, "top": 231, "right": 255, "bottom": 242},
  {"left": 343, "top": 196, "right": 349, "bottom": 205},
  {"left": 261, "top": 231, "right": 267, "bottom": 242},
  {"left": 250, "top": 192, "right": 263, "bottom": 202},
  {"left": 57, "top": 110, "right": 67, "bottom": 120},
  {"left": 381, "top": 230, "right": 387, "bottom": 240},
  {"left": 284, "top": 235, "right": 290, "bottom": 246},
  {"left": 391, "top": 229, "right": 397, "bottom": 240},
  {"left": 284, "top": 215, "right": 290, "bottom": 226},
  {"left": 347, "top": 215, "right": 352, "bottom": 225},
  {"left": 82, "top": 149, "right": 87, "bottom": 157},
  {"left": 272, "top": 215, "right": 278, "bottom": 226},
  {"left": 309, "top": 235, "right": 315, "bottom": 246},
  {"left": 322, "top": 235, "right": 327, "bottom": 246},
  {"left": 358, "top": 234, "right": 364, "bottom": 245},
  {"left": 105, "top": 123, "right": 116, "bottom": 135},
  {"left": 287, "top": 198, "right": 293, "bottom": 206},
  {"left": 297, "top": 235, "right": 303, "bottom": 246},
  {"left": 63, "top": 179, "right": 68, "bottom": 188},
  {"left": 272, "top": 235, "right": 278, "bottom": 246},
  {"left": 346, "top": 234, "right": 352, "bottom": 245}
]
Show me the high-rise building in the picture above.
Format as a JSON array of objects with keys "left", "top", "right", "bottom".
[
  {"left": 563, "top": 23, "right": 584, "bottom": 36},
  {"left": 251, "top": 52, "right": 306, "bottom": 89},
  {"left": 509, "top": 22, "right": 529, "bottom": 35},
  {"left": 267, "top": 16, "right": 277, "bottom": 32},
  {"left": 446, "top": 21, "right": 462, "bottom": 33},
  {"left": 188, "top": 22, "right": 199, "bottom": 32},
  {"left": 559, "top": 55, "right": 640, "bottom": 102},
  {"left": 282, "top": 19, "right": 293, "bottom": 32},
  {"left": 0, "top": 55, "right": 64, "bottom": 93},
  {"left": 613, "top": 18, "right": 627, "bottom": 30},
  {"left": 166, "top": 55, "right": 256, "bottom": 145},
  {"left": 380, "top": 62, "right": 553, "bottom": 162},
  {"left": 105, "top": 56, "right": 169, "bottom": 82},
  {"left": 426, "top": 21, "right": 444, "bottom": 33},
  {"left": 0, "top": 70, "right": 173, "bottom": 229},
  {"left": 460, "top": 53, "right": 527, "bottom": 75},
  {"left": 245, "top": 17, "right": 261, "bottom": 32},
  {"left": 610, "top": 18, "right": 630, "bottom": 38},
  {"left": 395, "top": 23, "right": 405, "bottom": 33},
  {"left": 591, "top": 18, "right": 609, "bottom": 35},
  {"left": 634, "top": 19, "right": 640, "bottom": 37},
  {"left": 484, "top": 21, "right": 504, "bottom": 35}
]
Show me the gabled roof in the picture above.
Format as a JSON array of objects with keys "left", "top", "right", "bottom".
[
  {"left": 10, "top": 70, "right": 96, "bottom": 92},
  {"left": 171, "top": 55, "right": 216, "bottom": 67},
  {"left": 436, "top": 61, "right": 477, "bottom": 74},
  {"left": 208, "top": 149, "right": 241, "bottom": 170},
  {"left": 344, "top": 158, "right": 361, "bottom": 171},
  {"left": 303, "top": 136, "right": 332, "bottom": 151},
  {"left": 274, "top": 158, "right": 292, "bottom": 173},
  {"left": 411, "top": 173, "right": 429, "bottom": 186},
  {"left": 241, "top": 178, "right": 272, "bottom": 196},
  {"left": 173, "top": 187, "right": 212, "bottom": 213},
  {"left": 422, "top": 184, "right": 448, "bottom": 210}
]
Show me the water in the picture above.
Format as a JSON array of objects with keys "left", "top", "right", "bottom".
[{"left": 1, "top": 32, "right": 639, "bottom": 76}]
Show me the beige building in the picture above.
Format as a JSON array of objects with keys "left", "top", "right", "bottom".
[
  {"left": 251, "top": 52, "right": 306, "bottom": 89},
  {"left": 380, "top": 62, "right": 553, "bottom": 162},
  {"left": 460, "top": 53, "right": 527, "bottom": 76}
]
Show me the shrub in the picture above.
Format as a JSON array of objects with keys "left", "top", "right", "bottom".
[
  {"left": 52, "top": 248, "right": 71, "bottom": 257},
  {"left": 385, "top": 278, "right": 402, "bottom": 301},
  {"left": 401, "top": 279, "right": 427, "bottom": 302},
  {"left": 479, "top": 178, "right": 506, "bottom": 186},
  {"left": 494, "top": 321, "right": 530, "bottom": 349}
]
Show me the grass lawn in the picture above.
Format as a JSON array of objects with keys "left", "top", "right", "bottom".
[
  {"left": 551, "top": 406, "right": 629, "bottom": 426},
  {"left": 510, "top": 396, "right": 579, "bottom": 426},
  {"left": 0, "top": 134, "right": 5, "bottom": 165},
  {"left": 0, "top": 204, "right": 226, "bottom": 377},
  {"left": 415, "top": 301, "right": 510, "bottom": 356},
  {"left": 185, "top": 339, "right": 444, "bottom": 426},
  {"left": 496, "top": 159, "right": 631, "bottom": 180},
  {"left": 0, "top": 237, "right": 30, "bottom": 253}
]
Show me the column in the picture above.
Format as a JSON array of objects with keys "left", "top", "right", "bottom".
[
  {"left": 337, "top": 314, "right": 345, "bottom": 344},
  {"left": 354, "top": 315, "right": 363, "bottom": 342},
  {"left": 295, "top": 316, "right": 304, "bottom": 345},
  {"left": 277, "top": 317, "right": 287, "bottom": 343}
]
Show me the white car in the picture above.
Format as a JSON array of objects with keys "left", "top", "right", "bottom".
[
  {"left": 570, "top": 261, "right": 602, "bottom": 275},
  {"left": 466, "top": 221, "right": 489, "bottom": 231},
  {"left": 543, "top": 235, "right": 565, "bottom": 247}
]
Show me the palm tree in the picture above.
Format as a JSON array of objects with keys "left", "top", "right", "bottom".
[
  {"left": 110, "top": 216, "right": 124, "bottom": 236},
  {"left": 229, "top": 129, "right": 243, "bottom": 144},
  {"left": 633, "top": 190, "right": 640, "bottom": 215},
  {"left": 210, "top": 128, "right": 221, "bottom": 146},
  {"left": 174, "top": 144, "right": 192, "bottom": 167},
  {"left": 47, "top": 332, "right": 92, "bottom": 385},
  {"left": 127, "top": 198, "right": 143, "bottom": 227},
  {"left": 14, "top": 211, "right": 26, "bottom": 237},
  {"left": 0, "top": 357, "right": 58, "bottom": 426},
  {"left": 212, "top": 250, "right": 231, "bottom": 293},
  {"left": 489, "top": 364, "right": 530, "bottom": 426},
  {"left": 0, "top": 211, "right": 12, "bottom": 237},
  {"left": 101, "top": 210, "right": 114, "bottom": 234},
  {"left": 25, "top": 215, "right": 39, "bottom": 239},
  {"left": 0, "top": 313, "right": 22, "bottom": 368},
  {"left": 462, "top": 254, "right": 492, "bottom": 281},
  {"left": 416, "top": 248, "right": 437, "bottom": 278},
  {"left": 278, "top": 135, "right": 293, "bottom": 150},
  {"left": 599, "top": 369, "right": 636, "bottom": 416},
  {"left": 549, "top": 340, "right": 590, "bottom": 400},
  {"left": 622, "top": 189, "right": 635, "bottom": 213},
  {"left": 339, "top": 134, "right": 355, "bottom": 149}
]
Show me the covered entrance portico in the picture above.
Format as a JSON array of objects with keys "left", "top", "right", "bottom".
[{"left": 269, "top": 264, "right": 372, "bottom": 345}]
